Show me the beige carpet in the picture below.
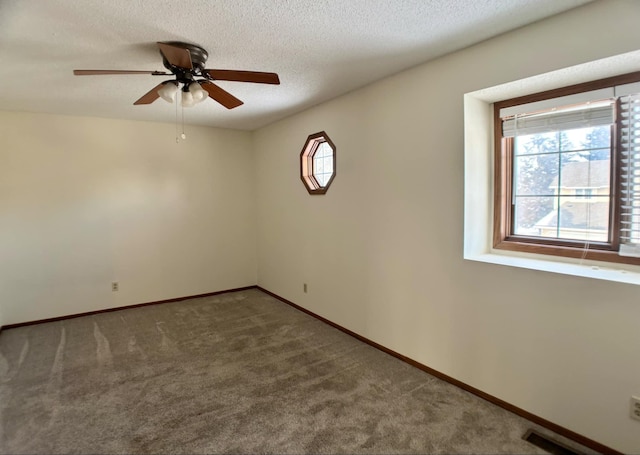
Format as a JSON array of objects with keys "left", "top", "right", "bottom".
[{"left": 0, "top": 289, "right": 591, "bottom": 454}]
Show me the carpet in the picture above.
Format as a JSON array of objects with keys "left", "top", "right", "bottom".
[{"left": 0, "top": 289, "right": 592, "bottom": 454}]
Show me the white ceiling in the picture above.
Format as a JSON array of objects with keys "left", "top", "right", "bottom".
[{"left": 0, "top": 0, "right": 593, "bottom": 131}]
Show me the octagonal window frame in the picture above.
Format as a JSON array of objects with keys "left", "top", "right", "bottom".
[{"left": 300, "top": 131, "right": 336, "bottom": 195}]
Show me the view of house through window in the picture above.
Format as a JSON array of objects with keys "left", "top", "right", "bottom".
[{"left": 513, "top": 125, "right": 611, "bottom": 242}]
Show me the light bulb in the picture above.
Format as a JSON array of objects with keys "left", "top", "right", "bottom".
[
  {"left": 181, "top": 90, "right": 195, "bottom": 108},
  {"left": 158, "top": 82, "right": 178, "bottom": 103},
  {"left": 189, "top": 82, "right": 207, "bottom": 104}
]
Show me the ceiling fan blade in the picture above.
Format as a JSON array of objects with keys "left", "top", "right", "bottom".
[
  {"left": 201, "top": 82, "right": 243, "bottom": 109},
  {"left": 157, "top": 42, "right": 193, "bottom": 69},
  {"left": 133, "top": 83, "right": 164, "bottom": 105},
  {"left": 74, "top": 70, "right": 168, "bottom": 75},
  {"left": 204, "top": 69, "right": 280, "bottom": 85}
]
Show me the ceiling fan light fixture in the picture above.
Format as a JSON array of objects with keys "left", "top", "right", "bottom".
[
  {"left": 181, "top": 90, "right": 195, "bottom": 108},
  {"left": 189, "top": 82, "right": 208, "bottom": 104},
  {"left": 158, "top": 82, "right": 179, "bottom": 103}
]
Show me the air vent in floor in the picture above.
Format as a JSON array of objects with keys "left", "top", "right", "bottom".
[{"left": 523, "top": 429, "right": 583, "bottom": 455}]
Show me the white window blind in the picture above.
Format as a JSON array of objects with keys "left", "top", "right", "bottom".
[
  {"left": 619, "top": 93, "right": 640, "bottom": 256},
  {"left": 499, "top": 87, "right": 614, "bottom": 118},
  {"left": 502, "top": 103, "right": 613, "bottom": 137}
]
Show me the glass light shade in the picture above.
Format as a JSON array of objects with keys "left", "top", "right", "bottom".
[
  {"left": 158, "top": 82, "right": 178, "bottom": 103},
  {"left": 189, "top": 82, "right": 207, "bottom": 104},
  {"left": 181, "top": 90, "right": 195, "bottom": 108}
]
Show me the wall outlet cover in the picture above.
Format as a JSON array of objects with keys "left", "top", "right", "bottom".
[{"left": 631, "top": 396, "right": 640, "bottom": 421}]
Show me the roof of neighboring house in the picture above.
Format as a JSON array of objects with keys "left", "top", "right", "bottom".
[
  {"left": 549, "top": 160, "right": 610, "bottom": 189},
  {"left": 534, "top": 200, "right": 609, "bottom": 231}
]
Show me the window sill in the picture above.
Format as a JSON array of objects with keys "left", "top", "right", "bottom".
[
  {"left": 465, "top": 249, "right": 640, "bottom": 286},
  {"left": 493, "top": 238, "right": 640, "bottom": 266}
]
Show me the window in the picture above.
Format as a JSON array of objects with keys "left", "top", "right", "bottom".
[
  {"left": 494, "top": 72, "right": 640, "bottom": 265},
  {"left": 300, "top": 131, "right": 336, "bottom": 194}
]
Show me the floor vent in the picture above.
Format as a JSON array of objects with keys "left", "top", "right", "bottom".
[{"left": 523, "top": 429, "right": 583, "bottom": 455}]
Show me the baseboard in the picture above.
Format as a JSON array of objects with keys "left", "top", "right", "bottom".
[
  {"left": 257, "top": 286, "right": 620, "bottom": 455},
  {"left": 0, "top": 285, "right": 258, "bottom": 331}
]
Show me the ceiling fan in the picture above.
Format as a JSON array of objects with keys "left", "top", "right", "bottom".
[{"left": 74, "top": 41, "right": 280, "bottom": 109}]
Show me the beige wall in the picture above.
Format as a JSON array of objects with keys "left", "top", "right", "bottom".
[
  {"left": 0, "top": 112, "right": 256, "bottom": 326},
  {"left": 254, "top": 1, "right": 640, "bottom": 453}
]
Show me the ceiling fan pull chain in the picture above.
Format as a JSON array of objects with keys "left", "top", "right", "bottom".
[
  {"left": 181, "top": 103, "right": 186, "bottom": 140},
  {"left": 175, "top": 93, "right": 180, "bottom": 143}
]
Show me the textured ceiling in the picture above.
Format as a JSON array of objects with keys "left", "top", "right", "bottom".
[{"left": 0, "top": 0, "right": 593, "bottom": 130}]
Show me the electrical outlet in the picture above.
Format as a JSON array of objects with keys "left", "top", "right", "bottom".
[
  {"left": 303, "top": 283, "right": 308, "bottom": 293},
  {"left": 631, "top": 396, "right": 640, "bottom": 421},
  {"left": 111, "top": 282, "right": 119, "bottom": 292}
]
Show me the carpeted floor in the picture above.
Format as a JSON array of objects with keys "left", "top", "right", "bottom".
[{"left": 0, "top": 289, "right": 592, "bottom": 454}]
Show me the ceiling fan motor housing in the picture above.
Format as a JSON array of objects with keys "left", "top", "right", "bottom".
[{"left": 160, "top": 41, "right": 209, "bottom": 73}]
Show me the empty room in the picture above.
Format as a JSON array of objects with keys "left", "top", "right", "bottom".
[{"left": 1, "top": 0, "right": 640, "bottom": 453}]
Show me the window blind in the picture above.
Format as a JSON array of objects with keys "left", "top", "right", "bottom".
[
  {"left": 502, "top": 104, "right": 613, "bottom": 137},
  {"left": 499, "top": 87, "right": 614, "bottom": 118},
  {"left": 619, "top": 93, "right": 640, "bottom": 256}
]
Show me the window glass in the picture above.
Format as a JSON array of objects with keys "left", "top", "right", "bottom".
[{"left": 511, "top": 126, "right": 611, "bottom": 241}]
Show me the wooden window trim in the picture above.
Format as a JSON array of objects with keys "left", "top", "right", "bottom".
[{"left": 493, "top": 71, "right": 640, "bottom": 266}]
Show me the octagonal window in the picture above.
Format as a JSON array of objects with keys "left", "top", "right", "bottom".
[{"left": 300, "top": 131, "right": 336, "bottom": 195}]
